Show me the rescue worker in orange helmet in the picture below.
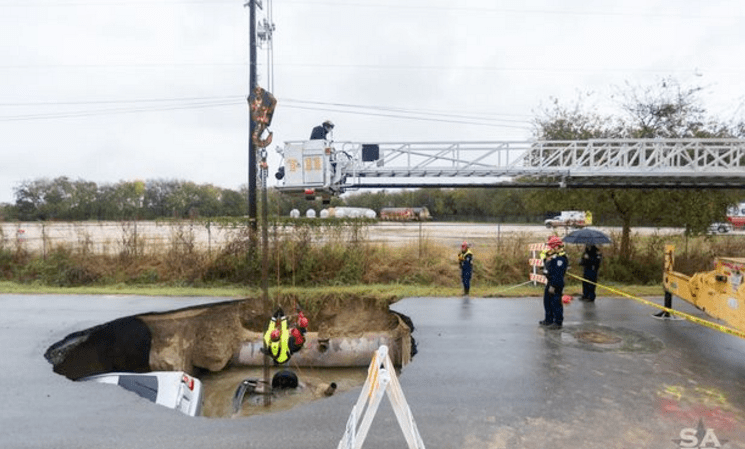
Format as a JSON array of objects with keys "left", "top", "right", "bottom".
[
  {"left": 288, "top": 311, "right": 309, "bottom": 354},
  {"left": 539, "top": 235, "right": 568, "bottom": 330},
  {"left": 262, "top": 307, "right": 310, "bottom": 365}
]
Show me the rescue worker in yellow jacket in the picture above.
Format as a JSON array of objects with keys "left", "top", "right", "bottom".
[
  {"left": 458, "top": 241, "right": 474, "bottom": 296},
  {"left": 262, "top": 307, "right": 308, "bottom": 365}
]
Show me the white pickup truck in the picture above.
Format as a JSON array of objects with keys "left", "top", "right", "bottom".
[
  {"left": 80, "top": 371, "right": 204, "bottom": 417},
  {"left": 544, "top": 211, "right": 591, "bottom": 228}
]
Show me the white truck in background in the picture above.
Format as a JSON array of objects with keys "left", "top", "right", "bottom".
[
  {"left": 726, "top": 202, "right": 745, "bottom": 229},
  {"left": 544, "top": 210, "right": 592, "bottom": 228}
]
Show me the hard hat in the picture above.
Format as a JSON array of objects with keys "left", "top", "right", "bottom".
[
  {"left": 547, "top": 235, "right": 564, "bottom": 249},
  {"left": 461, "top": 241, "right": 469, "bottom": 250},
  {"left": 270, "top": 328, "right": 281, "bottom": 342},
  {"left": 322, "top": 120, "right": 334, "bottom": 128},
  {"left": 291, "top": 327, "right": 304, "bottom": 344},
  {"left": 297, "top": 314, "right": 309, "bottom": 329}
]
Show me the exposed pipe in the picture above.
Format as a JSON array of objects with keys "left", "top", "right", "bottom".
[{"left": 233, "top": 332, "right": 410, "bottom": 367}]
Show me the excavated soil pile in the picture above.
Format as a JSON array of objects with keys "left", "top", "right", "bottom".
[{"left": 45, "top": 293, "right": 413, "bottom": 379}]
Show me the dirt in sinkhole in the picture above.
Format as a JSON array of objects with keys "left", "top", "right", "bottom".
[{"left": 44, "top": 294, "right": 414, "bottom": 417}]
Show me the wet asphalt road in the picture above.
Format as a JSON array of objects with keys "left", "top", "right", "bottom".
[{"left": 2, "top": 293, "right": 745, "bottom": 449}]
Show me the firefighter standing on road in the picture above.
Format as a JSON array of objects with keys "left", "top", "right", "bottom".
[
  {"left": 539, "top": 236, "right": 568, "bottom": 330},
  {"left": 458, "top": 241, "right": 474, "bottom": 296}
]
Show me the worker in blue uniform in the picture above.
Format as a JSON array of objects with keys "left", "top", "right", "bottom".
[
  {"left": 540, "top": 236, "right": 568, "bottom": 330},
  {"left": 579, "top": 245, "right": 602, "bottom": 301},
  {"left": 310, "top": 120, "right": 334, "bottom": 140},
  {"left": 458, "top": 241, "right": 474, "bottom": 296}
]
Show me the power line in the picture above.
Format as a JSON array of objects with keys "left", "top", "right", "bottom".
[
  {"left": 4, "top": 61, "right": 737, "bottom": 77},
  {"left": 1, "top": 0, "right": 740, "bottom": 20},
  {"left": 0, "top": 99, "right": 242, "bottom": 122},
  {"left": 0, "top": 0, "right": 234, "bottom": 7},
  {"left": 281, "top": 98, "right": 533, "bottom": 125},
  {"left": 0, "top": 95, "right": 533, "bottom": 129},
  {"left": 282, "top": 104, "right": 533, "bottom": 130},
  {"left": 0, "top": 62, "right": 246, "bottom": 69},
  {"left": 0, "top": 95, "right": 238, "bottom": 106},
  {"left": 275, "top": 0, "right": 743, "bottom": 20}
]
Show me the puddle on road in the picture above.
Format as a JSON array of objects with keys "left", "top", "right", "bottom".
[
  {"left": 549, "top": 323, "right": 665, "bottom": 353},
  {"left": 201, "top": 366, "right": 370, "bottom": 418}
]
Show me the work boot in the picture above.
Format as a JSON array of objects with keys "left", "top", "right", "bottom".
[{"left": 538, "top": 320, "right": 551, "bottom": 326}]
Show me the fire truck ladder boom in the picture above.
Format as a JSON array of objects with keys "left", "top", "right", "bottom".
[{"left": 275, "top": 138, "right": 745, "bottom": 197}]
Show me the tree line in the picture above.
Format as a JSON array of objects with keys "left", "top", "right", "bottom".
[
  {"left": 2, "top": 178, "right": 246, "bottom": 221},
  {"left": 0, "top": 176, "right": 553, "bottom": 223},
  {"left": 1, "top": 176, "right": 739, "bottom": 233}
]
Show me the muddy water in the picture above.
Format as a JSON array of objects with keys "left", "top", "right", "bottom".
[{"left": 200, "top": 366, "right": 369, "bottom": 418}]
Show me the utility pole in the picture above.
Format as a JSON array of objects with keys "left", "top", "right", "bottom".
[
  {"left": 247, "top": 0, "right": 258, "bottom": 232},
  {"left": 245, "top": 0, "right": 268, "bottom": 407}
]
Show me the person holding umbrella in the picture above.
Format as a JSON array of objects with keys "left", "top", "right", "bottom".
[
  {"left": 563, "top": 228, "right": 611, "bottom": 302},
  {"left": 579, "top": 245, "right": 602, "bottom": 301}
]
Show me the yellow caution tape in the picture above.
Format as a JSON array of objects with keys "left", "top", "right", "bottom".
[
  {"left": 567, "top": 272, "right": 745, "bottom": 340},
  {"left": 491, "top": 280, "right": 535, "bottom": 295}
]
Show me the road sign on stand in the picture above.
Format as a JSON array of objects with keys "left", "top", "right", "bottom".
[
  {"left": 337, "top": 345, "right": 425, "bottom": 449},
  {"left": 528, "top": 243, "right": 547, "bottom": 286}
]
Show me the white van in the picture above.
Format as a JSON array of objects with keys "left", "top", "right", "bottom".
[{"left": 80, "top": 371, "right": 203, "bottom": 417}]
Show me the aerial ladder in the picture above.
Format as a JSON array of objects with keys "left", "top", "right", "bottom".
[{"left": 274, "top": 138, "right": 745, "bottom": 202}]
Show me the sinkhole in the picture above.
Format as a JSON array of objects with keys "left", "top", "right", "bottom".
[{"left": 44, "top": 296, "right": 417, "bottom": 418}]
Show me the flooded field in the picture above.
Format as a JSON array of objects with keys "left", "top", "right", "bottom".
[{"left": 0, "top": 220, "right": 689, "bottom": 255}]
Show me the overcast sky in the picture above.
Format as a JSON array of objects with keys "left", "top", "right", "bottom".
[{"left": 0, "top": 0, "right": 743, "bottom": 205}]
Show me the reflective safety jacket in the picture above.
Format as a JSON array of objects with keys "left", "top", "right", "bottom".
[
  {"left": 458, "top": 249, "right": 474, "bottom": 271},
  {"left": 263, "top": 317, "right": 291, "bottom": 364}
]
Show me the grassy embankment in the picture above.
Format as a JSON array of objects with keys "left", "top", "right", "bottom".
[{"left": 0, "top": 221, "right": 741, "bottom": 301}]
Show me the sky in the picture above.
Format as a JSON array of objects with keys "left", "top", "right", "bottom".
[{"left": 0, "top": 0, "right": 743, "bottom": 205}]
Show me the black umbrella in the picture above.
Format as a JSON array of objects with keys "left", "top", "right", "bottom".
[{"left": 562, "top": 228, "right": 612, "bottom": 245}]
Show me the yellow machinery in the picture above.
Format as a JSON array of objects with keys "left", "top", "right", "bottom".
[{"left": 662, "top": 244, "right": 745, "bottom": 332}]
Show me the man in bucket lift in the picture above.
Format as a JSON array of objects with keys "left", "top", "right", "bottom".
[
  {"left": 310, "top": 120, "right": 334, "bottom": 140},
  {"left": 262, "top": 307, "right": 309, "bottom": 365}
]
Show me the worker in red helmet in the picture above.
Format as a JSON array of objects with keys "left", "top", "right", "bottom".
[
  {"left": 288, "top": 311, "right": 309, "bottom": 354},
  {"left": 262, "top": 307, "right": 311, "bottom": 365},
  {"left": 458, "top": 241, "right": 474, "bottom": 296},
  {"left": 539, "top": 235, "right": 568, "bottom": 330},
  {"left": 270, "top": 328, "right": 281, "bottom": 341}
]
